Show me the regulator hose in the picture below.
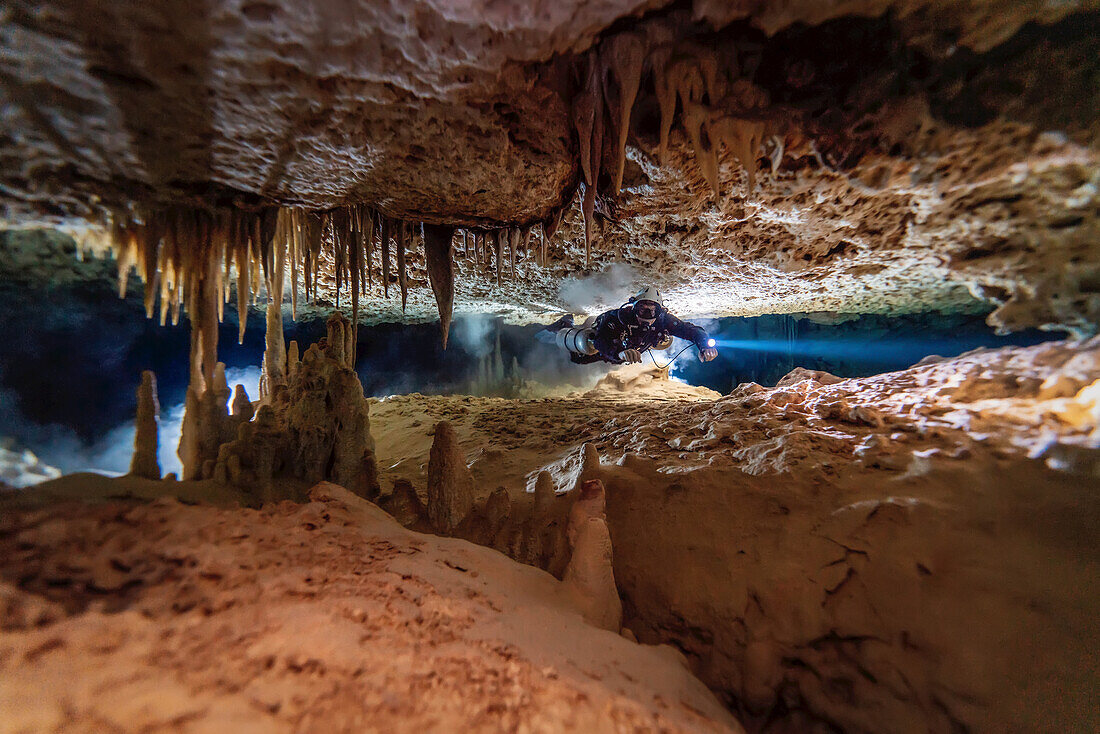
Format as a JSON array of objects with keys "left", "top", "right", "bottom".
[{"left": 646, "top": 343, "right": 698, "bottom": 371}]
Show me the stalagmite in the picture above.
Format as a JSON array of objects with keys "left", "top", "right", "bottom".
[
  {"left": 129, "top": 370, "right": 160, "bottom": 480},
  {"left": 426, "top": 420, "right": 474, "bottom": 533},
  {"left": 286, "top": 340, "right": 300, "bottom": 381},
  {"left": 563, "top": 515, "right": 622, "bottom": 631},
  {"left": 534, "top": 470, "right": 555, "bottom": 515},
  {"left": 212, "top": 312, "right": 379, "bottom": 502},
  {"left": 344, "top": 315, "right": 356, "bottom": 369},
  {"left": 493, "top": 330, "right": 505, "bottom": 383},
  {"left": 231, "top": 383, "right": 253, "bottom": 422},
  {"left": 562, "top": 479, "right": 622, "bottom": 632},
  {"left": 423, "top": 224, "right": 456, "bottom": 349},
  {"left": 328, "top": 312, "right": 347, "bottom": 367},
  {"left": 381, "top": 479, "right": 426, "bottom": 527},
  {"left": 178, "top": 387, "right": 201, "bottom": 481},
  {"left": 197, "top": 362, "right": 232, "bottom": 479}
]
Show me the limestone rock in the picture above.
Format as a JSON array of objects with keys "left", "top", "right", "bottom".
[
  {"left": 210, "top": 312, "right": 380, "bottom": 503},
  {"left": 128, "top": 371, "right": 160, "bottom": 480},
  {"left": 426, "top": 421, "right": 474, "bottom": 533},
  {"left": 380, "top": 479, "right": 426, "bottom": 527},
  {"left": 562, "top": 479, "right": 622, "bottom": 632}
]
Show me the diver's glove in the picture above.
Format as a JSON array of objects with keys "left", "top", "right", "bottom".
[
  {"left": 700, "top": 347, "right": 718, "bottom": 362},
  {"left": 620, "top": 348, "right": 643, "bottom": 364}
]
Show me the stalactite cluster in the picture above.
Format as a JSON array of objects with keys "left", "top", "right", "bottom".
[{"left": 563, "top": 25, "right": 777, "bottom": 260}]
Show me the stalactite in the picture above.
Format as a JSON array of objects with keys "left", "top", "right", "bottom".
[
  {"left": 305, "top": 213, "right": 322, "bottom": 303},
  {"left": 581, "top": 184, "right": 596, "bottom": 266},
  {"left": 423, "top": 223, "right": 456, "bottom": 349},
  {"left": 251, "top": 216, "right": 265, "bottom": 304},
  {"left": 260, "top": 209, "right": 289, "bottom": 400},
  {"left": 521, "top": 226, "right": 533, "bottom": 273},
  {"left": 398, "top": 220, "right": 408, "bottom": 312},
  {"left": 570, "top": 68, "right": 604, "bottom": 267},
  {"left": 683, "top": 102, "right": 720, "bottom": 197},
  {"left": 381, "top": 216, "right": 391, "bottom": 299},
  {"left": 539, "top": 223, "right": 547, "bottom": 266},
  {"left": 573, "top": 53, "right": 600, "bottom": 194},
  {"left": 494, "top": 230, "right": 503, "bottom": 286},
  {"left": 544, "top": 205, "right": 566, "bottom": 242},
  {"left": 508, "top": 228, "right": 518, "bottom": 280},
  {"left": 711, "top": 117, "right": 767, "bottom": 196},
  {"left": 290, "top": 208, "right": 300, "bottom": 320},
  {"left": 350, "top": 210, "right": 362, "bottom": 360},
  {"left": 600, "top": 32, "right": 645, "bottom": 196}
]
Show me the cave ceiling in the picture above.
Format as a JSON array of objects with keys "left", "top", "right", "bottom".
[{"left": 1, "top": 0, "right": 1098, "bottom": 333}]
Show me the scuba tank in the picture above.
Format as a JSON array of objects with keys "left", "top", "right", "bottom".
[{"left": 555, "top": 326, "right": 599, "bottom": 357}]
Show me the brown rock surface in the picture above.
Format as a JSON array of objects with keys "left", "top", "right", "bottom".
[
  {"left": 425, "top": 420, "right": 475, "bottom": 533},
  {"left": 0, "top": 481, "right": 740, "bottom": 733},
  {"left": 1, "top": 4, "right": 1097, "bottom": 332},
  {"left": 362, "top": 341, "right": 1100, "bottom": 732}
]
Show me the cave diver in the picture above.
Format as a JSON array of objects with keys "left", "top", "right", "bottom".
[{"left": 541, "top": 286, "right": 718, "bottom": 366}]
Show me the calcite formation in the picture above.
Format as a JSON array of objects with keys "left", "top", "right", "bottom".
[
  {"left": 128, "top": 311, "right": 379, "bottom": 503},
  {"left": 361, "top": 339, "right": 1100, "bottom": 733},
  {"left": 212, "top": 313, "right": 380, "bottom": 503},
  {"left": 1, "top": 2, "right": 1099, "bottom": 732},
  {"left": 561, "top": 479, "right": 623, "bottom": 633},
  {"left": 425, "top": 420, "right": 475, "bottom": 533},
  {"left": 128, "top": 370, "right": 160, "bottom": 480},
  {"left": 0, "top": 2, "right": 1096, "bottom": 334}
]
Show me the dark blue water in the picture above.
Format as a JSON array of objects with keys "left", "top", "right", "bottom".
[
  {"left": 0, "top": 277, "right": 1063, "bottom": 479},
  {"left": 668, "top": 314, "right": 1062, "bottom": 392}
]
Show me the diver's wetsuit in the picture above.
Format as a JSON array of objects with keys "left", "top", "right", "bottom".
[{"left": 570, "top": 304, "right": 711, "bottom": 365}]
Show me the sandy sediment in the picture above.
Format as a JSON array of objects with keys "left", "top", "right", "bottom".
[{"left": 0, "top": 481, "right": 739, "bottom": 733}]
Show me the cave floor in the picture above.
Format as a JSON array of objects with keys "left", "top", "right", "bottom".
[
  {"left": 0, "top": 482, "right": 738, "bottom": 734},
  {"left": 3, "top": 340, "right": 1099, "bottom": 733}
]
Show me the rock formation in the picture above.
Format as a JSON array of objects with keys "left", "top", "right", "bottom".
[
  {"left": 210, "top": 312, "right": 380, "bottom": 503},
  {"left": 0, "top": 2, "right": 1097, "bottom": 732},
  {"left": 0, "top": 4, "right": 1096, "bottom": 333},
  {"left": 425, "top": 421, "right": 474, "bottom": 533},
  {"left": 357, "top": 340, "right": 1100, "bottom": 732},
  {"left": 0, "top": 481, "right": 741, "bottom": 733},
  {"left": 128, "top": 370, "right": 160, "bottom": 480},
  {"left": 561, "top": 479, "right": 623, "bottom": 632}
]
